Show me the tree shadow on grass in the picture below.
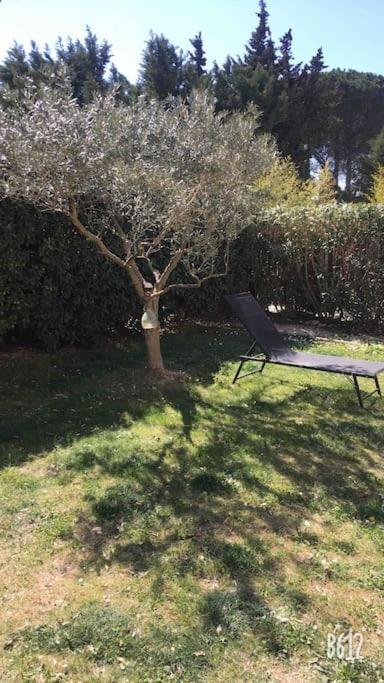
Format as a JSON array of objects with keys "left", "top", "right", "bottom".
[
  {"left": 1, "top": 326, "right": 323, "bottom": 466},
  {"left": 0, "top": 327, "right": 243, "bottom": 467},
  {"left": 4, "top": 326, "right": 365, "bottom": 468},
  {"left": 73, "top": 374, "right": 384, "bottom": 584}
]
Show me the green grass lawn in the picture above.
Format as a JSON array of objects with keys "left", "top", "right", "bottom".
[{"left": 1, "top": 324, "right": 384, "bottom": 682}]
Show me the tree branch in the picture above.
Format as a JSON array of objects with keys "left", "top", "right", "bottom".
[
  {"left": 158, "top": 241, "right": 230, "bottom": 295},
  {"left": 126, "top": 258, "right": 148, "bottom": 301},
  {"left": 69, "top": 197, "right": 147, "bottom": 301},
  {"left": 159, "top": 270, "right": 227, "bottom": 295},
  {"left": 69, "top": 198, "right": 127, "bottom": 269},
  {"left": 157, "top": 244, "right": 189, "bottom": 291}
]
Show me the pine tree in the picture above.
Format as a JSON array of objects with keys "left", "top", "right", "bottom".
[
  {"left": 56, "top": 27, "right": 112, "bottom": 104},
  {"left": 109, "top": 64, "right": 136, "bottom": 104},
  {"left": 212, "top": 57, "right": 238, "bottom": 111},
  {"left": 28, "top": 41, "right": 46, "bottom": 70},
  {"left": 319, "top": 69, "right": 384, "bottom": 195},
  {"left": 277, "top": 29, "right": 301, "bottom": 79},
  {"left": 139, "top": 32, "right": 184, "bottom": 99},
  {"left": 0, "top": 28, "right": 120, "bottom": 106},
  {"left": 212, "top": 55, "right": 241, "bottom": 111},
  {"left": 244, "top": 0, "right": 275, "bottom": 69},
  {"left": 309, "top": 47, "right": 325, "bottom": 74},
  {"left": 188, "top": 31, "right": 206, "bottom": 77},
  {"left": 0, "top": 43, "right": 30, "bottom": 89}
]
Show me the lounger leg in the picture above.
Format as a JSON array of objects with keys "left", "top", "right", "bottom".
[
  {"left": 233, "top": 341, "right": 259, "bottom": 384},
  {"left": 233, "top": 360, "right": 245, "bottom": 384},
  {"left": 375, "top": 375, "right": 382, "bottom": 397},
  {"left": 245, "top": 341, "right": 257, "bottom": 356},
  {"left": 352, "top": 375, "right": 364, "bottom": 408}
]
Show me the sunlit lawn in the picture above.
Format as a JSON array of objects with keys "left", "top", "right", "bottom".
[{"left": 1, "top": 324, "right": 384, "bottom": 682}]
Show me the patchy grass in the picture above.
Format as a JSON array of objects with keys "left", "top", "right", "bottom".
[{"left": 0, "top": 324, "right": 384, "bottom": 682}]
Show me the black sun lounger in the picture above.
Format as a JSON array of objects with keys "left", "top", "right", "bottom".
[{"left": 226, "top": 292, "right": 384, "bottom": 408}]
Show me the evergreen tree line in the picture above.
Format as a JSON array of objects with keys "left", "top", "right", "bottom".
[{"left": 1, "top": 1, "right": 384, "bottom": 198}]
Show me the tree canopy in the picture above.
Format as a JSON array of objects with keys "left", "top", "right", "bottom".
[{"left": 0, "top": 77, "right": 275, "bottom": 371}]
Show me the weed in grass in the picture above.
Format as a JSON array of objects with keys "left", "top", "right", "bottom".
[
  {"left": 331, "top": 540, "right": 356, "bottom": 555},
  {"left": 38, "top": 511, "right": 74, "bottom": 544},
  {"left": 357, "top": 569, "right": 384, "bottom": 590},
  {"left": 275, "top": 585, "right": 311, "bottom": 613},
  {"left": 201, "top": 588, "right": 254, "bottom": 637},
  {"left": 15, "top": 604, "right": 215, "bottom": 681},
  {"left": 190, "top": 472, "right": 233, "bottom": 494},
  {"left": 18, "top": 603, "right": 135, "bottom": 662},
  {"left": 200, "top": 587, "right": 316, "bottom": 657},
  {"left": 64, "top": 445, "right": 98, "bottom": 470},
  {"left": 204, "top": 540, "right": 264, "bottom": 577},
  {"left": 90, "top": 483, "right": 153, "bottom": 523},
  {"left": 325, "top": 658, "right": 384, "bottom": 682},
  {"left": 0, "top": 470, "right": 40, "bottom": 515}
]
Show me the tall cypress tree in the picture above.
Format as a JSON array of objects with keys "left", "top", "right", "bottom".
[
  {"left": 309, "top": 48, "right": 325, "bottom": 74},
  {"left": 212, "top": 57, "right": 239, "bottom": 111},
  {"left": 0, "top": 43, "right": 30, "bottom": 90},
  {"left": 56, "top": 27, "right": 112, "bottom": 104},
  {"left": 110, "top": 63, "right": 137, "bottom": 104},
  {"left": 273, "top": 46, "right": 326, "bottom": 178}
]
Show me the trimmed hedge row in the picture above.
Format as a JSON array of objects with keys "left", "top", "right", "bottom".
[
  {"left": 1, "top": 202, "right": 384, "bottom": 348},
  {"left": 0, "top": 201, "right": 140, "bottom": 348}
]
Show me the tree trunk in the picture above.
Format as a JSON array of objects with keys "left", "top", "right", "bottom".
[
  {"left": 141, "top": 298, "right": 165, "bottom": 373},
  {"left": 333, "top": 151, "right": 340, "bottom": 187},
  {"left": 345, "top": 156, "right": 352, "bottom": 196},
  {"left": 144, "top": 326, "right": 164, "bottom": 373},
  {"left": 332, "top": 131, "right": 342, "bottom": 190}
]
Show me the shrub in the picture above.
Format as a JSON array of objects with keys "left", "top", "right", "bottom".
[
  {"left": 371, "top": 165, "right": 384, "bottom": 203},
  {"left": 166, "top": 203, "right": 384, "bottom": 328},
  {"left": 257, "top": 203, "right": 384, "bottom": 324}
]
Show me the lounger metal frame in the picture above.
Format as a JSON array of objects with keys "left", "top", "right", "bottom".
[
  {"left": 232, "top": 340, "right": 382, "bottom": 408},
  {"left": 227, "top": 294, "right": 383, "bottom": 409}
]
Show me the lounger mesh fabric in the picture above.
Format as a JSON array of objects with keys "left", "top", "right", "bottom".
[{"left": 226, "top": 292, "right": 384, "bottom": 407}]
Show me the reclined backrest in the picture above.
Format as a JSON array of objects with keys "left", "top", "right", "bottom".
[{"left": 226, "top": 292, "right": 292, "bottom": 357}]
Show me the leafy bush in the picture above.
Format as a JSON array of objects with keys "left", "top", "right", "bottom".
[
  {"left": 258, "top": 203, "right": 384, "bottom": 324},
  {"left": 167, "top": 203, "right": 384, "bottom": 328},
  {"left": 371, "top": 165, "right": 384, "bottom": 203}
]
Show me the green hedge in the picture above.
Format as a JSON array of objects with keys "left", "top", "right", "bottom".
[
  {"left": 173, "top": 204, "right": 384, "bottom": 328},
  {"left": 0, "top": 201, "right": 139, "bottom": 348},
  {"left": 1, "top": 202, "right": 384, "bottom": 348}
]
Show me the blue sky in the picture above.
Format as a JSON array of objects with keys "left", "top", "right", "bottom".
[{"left": 1, "top": 0, "right": 383, "bottom": 81}]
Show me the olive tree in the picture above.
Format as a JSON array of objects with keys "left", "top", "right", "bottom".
[{"left": 0, "top": 77, "right": 275, "bottom": 373}]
